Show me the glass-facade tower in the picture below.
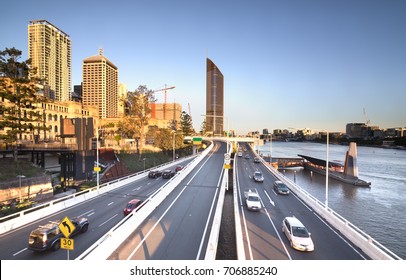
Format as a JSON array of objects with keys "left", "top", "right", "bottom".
[
  {"left": 28, "top": 20, "right": 72, "bottom": 101},
  {"left": 206, "top": 58, "right": 224, "bottom": 136}
]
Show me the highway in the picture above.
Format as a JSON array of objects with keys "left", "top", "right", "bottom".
[
  {"left": 235, "top": 143, "right": 370, "bottom": 260},
  {"left": 106, "top": 141, "right": 227, "bottom": 259},
  {"left": 0, "top": 158, "right": 194, "bottom": 260},
  {"left": 0, "top": 140, "right": 374, "bottom": 260}
]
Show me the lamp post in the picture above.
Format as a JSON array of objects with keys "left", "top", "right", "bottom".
[
  {"left": 269, "top": 133, "right": 273, "bottom": 164},
  {"left": 325, "top": 130, "right": 329, "bottom": 209},
  {"left": 289, "top": 127, "right": 329, "bottom": 209},
  {"left": 17, "top": 175, "right": 25, "bottom": 202},
  {"left": 96, "top": 127, "right": 100, "bottom": 187},
  {"left": 143, "top": 158, "right": 146, "bottom": 172},
  {"left": 172, "top": 131, "right": 177, "bottom": 162}
]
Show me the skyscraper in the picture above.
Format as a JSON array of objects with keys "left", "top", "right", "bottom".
[
  {"left": 28, "top": 20, "right": 72, "bottom": 101},
  {"left": 82, "top": 49, "right": 118, "bottom": 119},
  {"left": 206, "top": 58, "right": 224, "bottom": 136}
]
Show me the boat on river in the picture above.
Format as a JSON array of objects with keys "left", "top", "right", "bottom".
[{"left": 299, "top": 142, "right": 371, "bottom": 187}]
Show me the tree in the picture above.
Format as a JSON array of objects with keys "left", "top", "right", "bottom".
[
  {"left": 0, "top": 47, "right": 47, "bottom": 161},
  {"left": 153, "top": 128, "right": 184, "bottom": 155},
  {"left": 200, "top": 120, "right": 206, "bottom": 135},
  {"left": 181, "top": 111, "right": 194, "bottom": 136},
  {"left": 119, "top": 85, "right": 156, "bottom": 159}
]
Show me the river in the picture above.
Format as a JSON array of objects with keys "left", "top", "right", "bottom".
[{"left": 258, "top": 141, "right": 406, "bottom": 259}]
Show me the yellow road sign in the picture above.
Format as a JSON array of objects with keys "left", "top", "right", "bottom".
[
  {"left": 61, "top": 238, "right": 74, "bottom": 250},
  {"left": 59, "top": 216, "right": 76, "bottom": 238},
  {"left": 94, "top": 166, "right": 101, "bottom": 172},
  {"left": 224, "top": 164, "right": 231, "bottom": 169}
]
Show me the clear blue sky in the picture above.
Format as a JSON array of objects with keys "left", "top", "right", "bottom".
[{"left": 2, "top": 0, "right": 405, "bottom": 134}]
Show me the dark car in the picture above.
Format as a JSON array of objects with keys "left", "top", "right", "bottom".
[
  {"left": 123, "top": 198, "right": 144, "bottom": 215},
  {"left": 244, "top": 154, "right": 250, "bottom": 159},
  {"left": 273, "top": 181, "right": 290, "bottom": 195},
  {"left": 28, "top": 217, "right": 89, "bottom": 252},
  {"left": 254, "top": 157, "right": 260, "bottom": 163},
  {"left": 162, "top": 169, "right": 175, "bottom": 179},
  {"left": 148, "top": 170, "right": 162, "bottom": 178},
  {"left": 175, "top": 165, "right": 184, "bottom": 172}
]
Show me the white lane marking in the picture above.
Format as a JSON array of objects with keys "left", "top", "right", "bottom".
[
  {"left": 78, "top": 209, "right": 95, "bottom": 217},
  {"left": 127, "top": 146, "right": 217, "bottom": 260},
  {"left": 108, "top": 202, "right": 114, "bottom": 206},
  {"left": 13, "top": 247, "right": 28, "bottom": 257},
  {"left": 87, "top": 212, "right": 95, "bottom": 217},
  {"left": 235, "top": 159, "right": 254, "bottom": 260},
  {"left": 196, "top": 167, "right": 224, "bottom": 260},
  {"left": 263, "top": 207, "right": 292, "bottom": 260},
  {"left": 264, "top": 190, "right": 275, "bottom": 207},
  {"left": 133, "top": 187, "right": 142, "bottom": 191},
  {"left": 127, "top": 185, "right": 189, "bottom": 259},
  {"left": 289, "top": 191, "right": 367, "bottom": 259},
  {"left": 146, "top": 190, "right": 156, "bottom": 196},
  {"left": 98, "top": 214, "right": 118, "bottom": 227},
  {"left": 236, "top": 154, "right": 291, "bottom": 260}
]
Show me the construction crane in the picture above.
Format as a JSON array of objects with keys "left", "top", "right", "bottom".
[
  {"left": 153, "top": 84, "right": 175, "bottom": 120},
  {"left": 363, "top": 108, "right": 371, "bottom": 126},
  {"left": 188, "top": 102, "right": 193, "bottom": 124}
]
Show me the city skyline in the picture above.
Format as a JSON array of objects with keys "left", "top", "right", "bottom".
[{"left": 1, "top": 0, "right": 405, "bottom": 134}]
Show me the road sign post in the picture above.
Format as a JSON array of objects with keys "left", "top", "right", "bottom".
[
  {"left": 224, "top": 153, "right": 231, "bottom": 169},
  {"left": 61, "top": 238, "right": 74, "bottom": 250},
  {"left": 59, "top": 216, "right": 76, "bottom": 238},
  {"left": 59, "top": 216, "right": 76, "bottom": 260}
]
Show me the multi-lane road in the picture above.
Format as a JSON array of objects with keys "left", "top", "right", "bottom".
[
  {"left": 0, "top": 140, "right": 371, "bottom": 260},
  {"left": 107, "top": 141, "right": 226, "bottom": 259},
  {"left": 235, "top": 143, "right": 369, "bottom": 260},
  {"left": 0, "top": 157, "right": 196, "bottom": 260}
]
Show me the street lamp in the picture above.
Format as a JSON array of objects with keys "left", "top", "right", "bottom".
[
  {"left": 289, "top": 127, "right": 329, "bottom": 209},
  {"left": 172, "top": 131, "right": 176, "bottom": 162},
  {"left": 325, "top": 130, "right": 329, "bottom": 209},
  {"left": 17, "top": 175, "right": 25, "bottom": 202},
  {"left": 96, "top": 127, "right": 100, "bottom": 187},
  {"left": 143, "top": 158, "right": 146, "bottom": 172},
  {"left": 269, "top": 133, "right": 273, "bottom": 164}
]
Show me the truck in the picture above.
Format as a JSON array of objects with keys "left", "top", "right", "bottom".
[{"left": 244, "top": 189, "right": 262, "bottom": 211}]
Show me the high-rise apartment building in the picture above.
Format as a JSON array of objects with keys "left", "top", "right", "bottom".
[
  {"left": 28, "top": 20, "right": 72, "bottom": 101},
  {"left": 82, "top": 49, "right": 118, "bottom": 119},
  {"left": 206, "top": 58, "right": 224, "bottom": 136}
]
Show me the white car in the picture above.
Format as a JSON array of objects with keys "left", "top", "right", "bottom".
[
  {"left": 244, "top": 189, "right": 262, "bottom": 211},
  {"left": 282, "top": 216, "right": 314, "bottom": 252}
]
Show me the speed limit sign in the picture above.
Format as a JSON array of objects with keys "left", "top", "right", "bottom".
[{"left": 61, "top": 238, "right": 74, "bottom": 250}]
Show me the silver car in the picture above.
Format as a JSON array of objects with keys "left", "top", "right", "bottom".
[
  {"left": 282, "top": 216, "right": 314, "bottom": 252},
  {"left": 253, "top": 171, "right": 264, "bottom": 183}
]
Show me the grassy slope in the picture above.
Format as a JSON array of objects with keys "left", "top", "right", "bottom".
[{"left": 0, "top": 158, "right": 45, "bottom": 181}]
